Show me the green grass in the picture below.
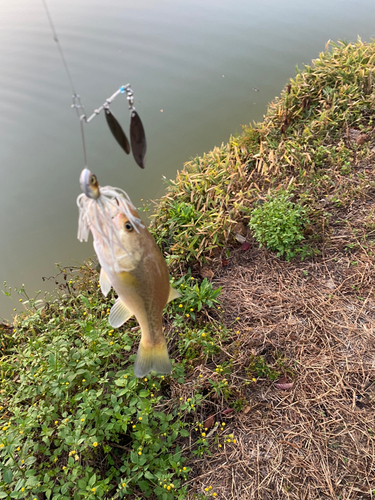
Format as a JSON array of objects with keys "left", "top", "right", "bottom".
[{"left": 151, "top": 39, "right": 375, "bottom": 268}]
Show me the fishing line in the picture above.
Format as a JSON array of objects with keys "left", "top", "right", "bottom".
[{"left": 41, "top": 0, "right": 147, "bottom": 171}]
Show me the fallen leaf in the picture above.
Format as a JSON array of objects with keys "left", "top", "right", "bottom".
[
  {"left": 243, "top": 405, "right": 251, "bottom": 414},
  {"left": 221, "top": 259, "right": 229, "bottom": 267},
  {"left": 235, "top": 233, "right": 246, "bottom": 243},
  {"left": 222, "top": 408, "right": 235, "bottom": 415},
  {"left": 274, "top": 377, "right": 294, "bottom": 391},
  {"left": 240, "top": 241, "right": 251, "bottom": 251},
  {"left": 356, "top": 133, "right": 368, "bottom": 145},
  {"left": 200, "top": 267, "right": 214, "bottom": 280},
  {"left": 204, "top": 414, "right": 215, "bottom": 429}
]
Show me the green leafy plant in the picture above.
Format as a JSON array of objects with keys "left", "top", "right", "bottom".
[
  {"left": 249, "top": 192, "right": 310, "bottom": 260},
  {"left": 169, "top": 272, "right": 221, "bottom": 322},
  {"left": 0, "top": 265, "right": 227, "bottom": 500}
]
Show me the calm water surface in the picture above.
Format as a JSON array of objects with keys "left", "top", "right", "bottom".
[{"left": 1, "top": 0, "right": 375, "bottom": 320}]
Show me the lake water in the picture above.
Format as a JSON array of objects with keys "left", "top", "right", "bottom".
[{"left": 1, "top": 0, "right": 375, "bottom": 321}]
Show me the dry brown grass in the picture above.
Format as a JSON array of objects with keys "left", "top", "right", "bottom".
[{"left": 181, "top": 199, "right": 375, "bottom": 499}]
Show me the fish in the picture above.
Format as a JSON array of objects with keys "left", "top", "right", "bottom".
[{"left": 77, "top": 168, "right": 180, "bottom": 377}]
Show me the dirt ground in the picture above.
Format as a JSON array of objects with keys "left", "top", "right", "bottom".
[{"left": 184, "top": 198, "right": 375, "bottom": 499}]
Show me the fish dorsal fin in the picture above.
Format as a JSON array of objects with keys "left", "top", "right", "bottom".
[
  {"left": 109, "top": 298, "right": 133, "bottom": 328},
  {"left": 167, "top": 285, "right": 181, "bottom": 303},
  {"left": 100, "top": 268, "right": 112, "bottom": 297}
]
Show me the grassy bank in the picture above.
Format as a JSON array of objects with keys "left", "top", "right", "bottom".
[{"left": 1, "top": 39, "right": 375, "bottom": 499}]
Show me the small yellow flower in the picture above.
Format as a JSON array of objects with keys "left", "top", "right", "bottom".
[
  {"left": 16, "top": 446, "right": 20, "bottom": 451},
  {"left": 151, "top": 393, "right": 154, "bottom": 397},
  {"left": 62, "top": 466, "right": 66, "bottom": 470},
  {"left": 201, "top": 432, "right": 206, "bottom": 437},
  {"left": 138, "top": 451, "right": 142, "bottom": 455},
  {"left": 213, "top": 493, "right": 217, "bottom": 497},
  {"left": 82, "top": 379, "right": 86, "bottom": 382},
  {"left": 139, "top": 417, "right": 142, "bottom": 421},
  {"left": 252, "top": 378, "right": 256, "bottom": 382},
  {"left": 183, "top": 467, "right": 186, "bottom": 470},
  {"left": 93, "top": 442, "right": 98, "bottom": 447},
  {"left": 92, "top": 487, "right": 95, "bottom": 493},
  {"left": 54, "top": 457, "right": 57, "bottom": 461},
  {"left": 201, "top": 333, "right": 205, "bottom": 337},
  {"left": 0, "top": 444, "right": 3, "bottom": 448},
  {"left": 21, "top": 459, "right": 24, "bottom": 463},
  {"left": 110, "top": 342, "right": 113, "bottom": 345},
  {"left": 19, "top": 299, "right": 22, "bottom": 302},
  {"left": 186, "top": 314, "right": 190, "bottom": 318},
  {"left": 21, "top": 487, "right": 25, "bottom": 492},
  {"left": 122, "top": 483, "right": 126, "bottom": 487},
  {"left": 144, "top": 378, "right": 148, "bottom": 382},
  {"left": 83, "top": 312, "right": 86, "bottom": 315},
  {"left": 65, "top": 382, "right": 69, "bottom": 385},
  {"left": 190, "top": 308, "right": 194, "bottom": 311},
  {"left": 218, "top": 444, "right": 222, "bottom": 448},
  {"left": 124, "top": 375, "right": 127, "bottom": 379},
  {"left": 167, "top": 486, "right": 171, "bottom": 490},
  {"left": 221, "top": 422, "right": 225, "bottom": 426},
  {"left": 81, "top": 418, "right": 85, "bottom": 422},
  {"left": 164, "top": 484, "right": 167, "bottom": 489},
  {"left": 233, "top": 439, "right": 237, "bottom": 444},
  {"left": 179, "top": 304, "right": 183, "bottom": 308}
]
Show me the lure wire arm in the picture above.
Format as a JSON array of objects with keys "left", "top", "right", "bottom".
[{"left": 71, "top": 83, "right": 134, "bottom": 123}]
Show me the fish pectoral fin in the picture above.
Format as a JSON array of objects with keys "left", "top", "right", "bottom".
[
  {"left": 109, "top": 298, "right": 133, "bottom": 328},
  {"left": 167, "top": 285, "right": 181, "bottom": 303},
  {"left": 100, "top": 268, "right": 112, "bottom": 297}
]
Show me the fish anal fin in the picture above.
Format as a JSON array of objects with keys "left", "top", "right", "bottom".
[
  {"left": 100, "top": 268, "right": 112, "bottom": 297},
  {"left": 109, "top": 298, "right": 133, "bottom": 328},
  {"left": 133, "top": 341, "right": 172, "bottom": 378},
  {"left": 167, "top": 285, "right": 181, "bottom": 304}
]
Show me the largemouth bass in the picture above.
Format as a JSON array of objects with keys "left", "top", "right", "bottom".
[{"left": 77, "top": 168, "right": 180, "bottom": 377}]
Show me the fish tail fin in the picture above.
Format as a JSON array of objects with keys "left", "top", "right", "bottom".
[{"left": 133, "top": 340, "right": 172, "bottom": 378}]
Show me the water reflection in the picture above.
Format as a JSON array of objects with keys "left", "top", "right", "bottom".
[{"left": 1, "top": 0, "right": 375, "bottom": 320}]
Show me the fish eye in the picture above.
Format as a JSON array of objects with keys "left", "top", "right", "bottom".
[
  {"left": 124, "top": 222, "right": 133, "bottom": 231},
  {"left": 89, "top": 175, "right": 97, "bottom": 185}
]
